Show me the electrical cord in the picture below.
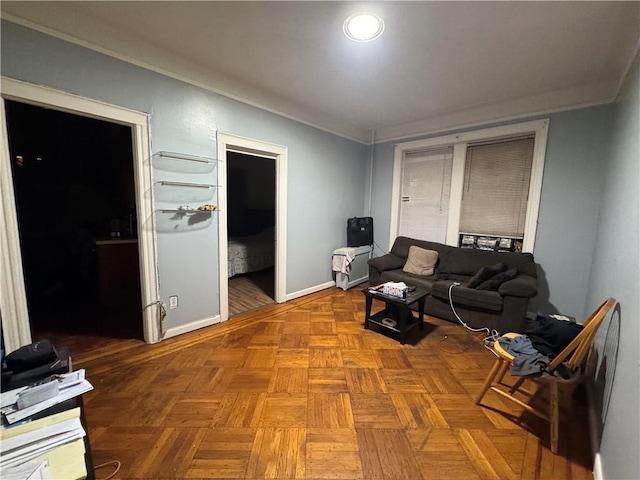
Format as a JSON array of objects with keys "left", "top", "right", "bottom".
[
  {"left": 143, "top": 300, "right": 167, "bottom": 336},
  {"left": 94, "top": 460, "right": 121, "bottom": 480},
  {"left": 435, "top": 330, "right": 487, "bottom": 355},
  {"left": 371, "top": 241, "right": 388, "bottom": 257},
  {"left": 447, "top": 282, "right": 501, "bottom": 356}
]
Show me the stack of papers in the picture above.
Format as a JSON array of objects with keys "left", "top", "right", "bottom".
[
  {"left": 1, "top": 370, "right": 93, "bottom": 425},
  {"left": 0, "top": 370, "right": 93, "bottom": 480},
  {"left": 0, "top": 408, "right": 87, "bottom": 480}
]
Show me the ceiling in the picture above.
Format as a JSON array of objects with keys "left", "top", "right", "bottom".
[{"left": 2, "top": 1, "right": 639, "bottom": 143}]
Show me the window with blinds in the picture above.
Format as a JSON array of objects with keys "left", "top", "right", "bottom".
[
  {"left": 459, "top": 136, "right": 534, "bottom": 238},
  {"left": 398, "top": 147, "right": 453, "bottom": 243}
]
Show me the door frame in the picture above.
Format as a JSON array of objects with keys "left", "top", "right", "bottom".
[
  {"left": 216, "top": 132, "right": 287, "bottom": 322},
  {"left": 0, "top": 77, "right": 161, "bottom": 351}
]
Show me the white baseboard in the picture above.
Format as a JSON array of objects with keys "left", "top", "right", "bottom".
[
  {"left": 163, "top": 315, "right": 221, "bottom": 340},
  {"left": 586, "top": 379, "right": 603, "bottom": 480},
  {"left": 336, "top": 274, "right": 368, "bottom": 291},
  {"left": 285, "top": 281, "right": 335, "bottom": 301},
  {"left": 593, "top": 453, "right": 603, "bottom": 480}
]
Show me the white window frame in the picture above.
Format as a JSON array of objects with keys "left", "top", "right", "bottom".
[
  {"left": 0, "top": 77, "right": 161, "bottom": 352},
  {"left": 390, "top": 119, "right": 549, "bottom": 252}
]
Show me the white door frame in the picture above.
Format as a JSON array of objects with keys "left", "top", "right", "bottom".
[
  {"left": 0, "top": 77, "right": 161, "bottom": 351},
  {"left": 216, "top": 132, "right": 287, "bottom": 322}
]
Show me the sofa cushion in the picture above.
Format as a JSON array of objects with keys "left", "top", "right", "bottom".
[
  {"left": 368, "top": 253, "right": 406, "bottom": 273},
  {"left": 476, "top": 268, "right": 519, "bottom": 291},
  {"left": 390, "top": 236, "right": 453, "bottom": 262},
  {"left": 467, "top": 263, "right": 507, "bottom": 288},
  {"left": 439, "top": 247, "right": 536, "bottom": 277},
  {"left": 403, "top": 246, "right": 438, "bottom": 276},
  {"left": 498, "top": 275, "right": 538, "bottom": 297},
  {"left": 431, "top": 281, "right": 503, "bottom": 312}
]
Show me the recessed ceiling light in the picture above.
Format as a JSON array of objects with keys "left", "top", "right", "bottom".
[{"left": 343, "top": 13, "right": 385, "bottom": 42}]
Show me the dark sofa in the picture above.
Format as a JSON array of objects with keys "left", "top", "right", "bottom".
[{"left": 368, "top": 236, "right": 537, "bottom": 334}]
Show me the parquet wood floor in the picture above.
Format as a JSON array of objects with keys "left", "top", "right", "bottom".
[
  {"left": 228, "top": 268, "right": 276, "bottom": 317},
  {"left": 66, "top": 286, "right": 592, "bottom": 479}
]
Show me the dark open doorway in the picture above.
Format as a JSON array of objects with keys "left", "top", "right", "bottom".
[
  {"left": 5, "top": 100, "right": 144, "bottom": 344},
  {"left": 226, "top": 151, "right": 276, "bottom": 316}
]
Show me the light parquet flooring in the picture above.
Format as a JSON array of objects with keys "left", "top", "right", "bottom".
[
  {"left": 70, "top": 286, "right": 592, "bottom": 479},
  {"left": 228, "top": 268, "right": 276, "bottom": 317}
]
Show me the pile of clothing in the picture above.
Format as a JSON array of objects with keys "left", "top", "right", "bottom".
[{"left": 496, "top": 314, "right": 583, "bottom": 378}]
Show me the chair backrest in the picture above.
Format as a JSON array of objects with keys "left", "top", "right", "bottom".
[{"left": 547, "top": 298, "right": 617, "bottom": 373}]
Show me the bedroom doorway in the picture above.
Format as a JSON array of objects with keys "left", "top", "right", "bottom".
[
  {"left": 227, "top": 152, "right": 276, "bottom": 316},
  {"left": 216, "top": 133, "right": 287, "bottom": 322}
]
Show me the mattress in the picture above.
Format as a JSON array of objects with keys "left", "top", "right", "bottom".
[{"left": 228, "top": 227, "right": 274, "bottom": 278}]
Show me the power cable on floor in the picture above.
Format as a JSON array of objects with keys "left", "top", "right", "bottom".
[{"left": 94, "top": 460, "right": 121, "bottom": 480}]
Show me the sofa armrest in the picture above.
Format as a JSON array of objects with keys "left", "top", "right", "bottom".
[
  {"left": 368, "top": 254, "right": 406, "bottom": 273},
  {"left": 498, "top": 274, "right": 537, "bottom": 297}
]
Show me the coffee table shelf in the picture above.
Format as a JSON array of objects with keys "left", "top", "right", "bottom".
[{"left": 361, "top": 287, "right": 428, "bottom": 344}]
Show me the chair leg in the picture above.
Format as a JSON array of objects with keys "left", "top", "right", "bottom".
[
  {"left": 509, "top": 377, "right": 525, "bottom": 394},
  {"left": 496, "top": 360, "right": 511, "bottom": 385},
  {"left": 475, "top": 358, "right": 504, "bottom": 404},
  {"left": 550, "top": 382, "right": 559, "bottom": 454}
]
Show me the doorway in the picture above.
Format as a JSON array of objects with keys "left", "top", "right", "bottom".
[
  {"left": 5, "top": 100, "right": 144, "bottom": 343},
  {"left": 227, "top": 152, "right": 276, "bottom": 316},
  {"left": 1, "top": 78, "right": 160, "bottom": 353},
  {"left": 216, "top": 132, "right": 287, "bottom": 322}
]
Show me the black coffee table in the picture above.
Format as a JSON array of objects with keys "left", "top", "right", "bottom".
[{"left": 361, "top": 286, "right": 429, "bottom": 344}]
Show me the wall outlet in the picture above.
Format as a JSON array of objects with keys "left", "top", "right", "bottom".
[{"left": 169, "top": 295, "right": 178, "bottom": 309}]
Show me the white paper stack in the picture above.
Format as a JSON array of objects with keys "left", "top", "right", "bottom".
[
  {"left": 1, "top": 370, "right": 93, "bottom": 425},
  {"left": 0, "top": 408, "right": 87, "bottom": 480}
]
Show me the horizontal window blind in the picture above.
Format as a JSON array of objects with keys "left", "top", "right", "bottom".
[
  {"left": 459, "top": 138, "right": 534, "bottom": 237},
  {"left": 399, "top": 147, "right": 453, "bottom": 243}
]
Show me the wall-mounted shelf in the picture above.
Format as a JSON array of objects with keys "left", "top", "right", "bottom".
[
  {"left": 153, "top": 151, "right": 216, "bottom": 174},
  {"left": 154, "top": 209, "right": 214, "bottom": 233},
  {"left": 154, "top": 181, "right": 216, "bottom": 203}
]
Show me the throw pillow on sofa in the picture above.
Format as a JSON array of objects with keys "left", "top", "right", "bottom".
[
  {"left": 476, "top": 267, "right": 519, "bottom": 291},
  {"left": 467, "top": 262, "right": 507, "bottom": 288},
  {"left": 403, "top": 246, "right": 438, "bottom": 276}
]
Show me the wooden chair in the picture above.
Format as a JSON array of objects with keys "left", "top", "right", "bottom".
[{"left": 475, "top": 298, "right": 617, "bottom": 454}]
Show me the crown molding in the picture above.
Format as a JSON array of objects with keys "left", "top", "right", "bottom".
[{"left": 1, "top": 13, "right": 622, "bottom": 146}]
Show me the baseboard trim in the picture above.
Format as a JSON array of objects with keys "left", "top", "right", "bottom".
[
  {"left": 285, "top": 281, "right": 336, "bottom": 301},
  {"left": 593, "top": 453, "right": 603, "bottom": 480},
  {"left": 336, "top": 274, "right": 368, "bottom": 291},
  {"left": 163, "top": 315, "right": 221, "bottom": 340},
  {"left": 586, "top": 379, "right": 603, "bottom": 480}
]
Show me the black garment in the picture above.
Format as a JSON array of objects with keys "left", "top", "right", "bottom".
[{"left": 525, "top": 314, "right": 583, "bottom": 357}]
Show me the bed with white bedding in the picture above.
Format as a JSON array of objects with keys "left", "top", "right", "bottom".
[{"left": 228, "top": 227, "right": 274, "bottom": 278}]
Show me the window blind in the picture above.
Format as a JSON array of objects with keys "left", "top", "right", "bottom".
[
  {"left": 399, "top": 147, "right": 453, "bottom": 243},
  {"left": 459, "top": 137, "right": 534, "bottom": 237}
]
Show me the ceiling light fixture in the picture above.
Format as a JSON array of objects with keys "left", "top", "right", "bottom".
[{"left": 343, "top": 13, "right": 384, "bottom": 42}]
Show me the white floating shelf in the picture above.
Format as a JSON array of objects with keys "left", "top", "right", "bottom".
[
  {"left": 153, "top": 151, "right": 216, "bottom": 173},
  {"left": 154, "top": 181, "right": 216, "bottom": 203}
]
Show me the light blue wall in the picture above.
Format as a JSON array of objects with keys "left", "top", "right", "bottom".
[
  {"left": 368, "top": 67, "right": 638, "bottom": 476},
  {"left": 370, "top": 104, "right": 614, "bottom": 318},
  {"left": 533, "top": 107, "right": 613, "bottom": 315},
  {"left": 1, "top": 21, "right": 368, "bottom": 330},
  {"left": 587, "top": 53, "right": 639, "bottom": 480}
]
